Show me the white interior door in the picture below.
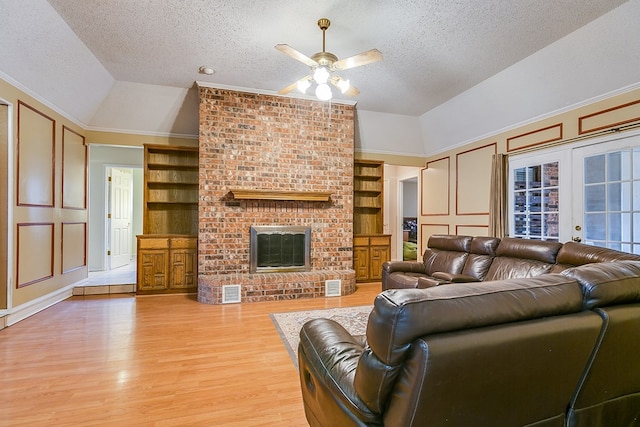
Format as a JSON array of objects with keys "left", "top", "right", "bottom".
[
  {"left": 571, "top": 133, "right": 640, "bottom": 254},
  {"left": 109, "top": 167, "right": 133, "bottom": 269}
]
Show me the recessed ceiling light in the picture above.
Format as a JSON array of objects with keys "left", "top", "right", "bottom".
[{"left": 199, "top": 66, "right": 215, "bottom": 75}]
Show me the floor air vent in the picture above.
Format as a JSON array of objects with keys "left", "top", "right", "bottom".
[
  {"left": 325, "top": 279, "right": 341, "bottom": 297},
  {"left": 222, "top": 284, "right": 241, "bottom": 304}
]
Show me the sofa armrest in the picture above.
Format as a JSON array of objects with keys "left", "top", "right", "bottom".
[
  {"left": 382, "top": 260, "right": 427, "bottom": 275},
  {"left": 298, "top": 318, "right": 380, "bottom": 425},
  {"left": 432, "top": 272, "right": 481, "bottom": 283}
]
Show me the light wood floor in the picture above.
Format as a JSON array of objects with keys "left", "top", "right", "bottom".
[{"left": 0, "top": 283, "right": 381, "bottom": 427}]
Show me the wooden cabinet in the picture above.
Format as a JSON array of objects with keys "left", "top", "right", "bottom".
[
  {"left": 353, "top": 234, "right": 391, "bottom": 282},
  {"left": 353, "top": 160, "right": 389, "bottom": 282},
  {"left": 137, "top": 235, "right": 197, "bottom": 294},
  {"left": 137, "top": 144, "right": 198, "bottom": 294}
]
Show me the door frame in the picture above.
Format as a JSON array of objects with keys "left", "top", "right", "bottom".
[{"left": 102, "top": 165, "right": 142, "bottom": 271}]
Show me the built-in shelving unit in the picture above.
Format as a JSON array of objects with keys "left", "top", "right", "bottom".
[
  {"left": 354, "top": 160, "right": 384, "bottom": 235},
  {"left": 353, "top": 160, "right": 390, "bottom": 282},
  {"left": 144, "top": 144, "right": 199, "bottom": 235},
  {"left": 137, "top": 144, "right": 198, "bottom": 294}
]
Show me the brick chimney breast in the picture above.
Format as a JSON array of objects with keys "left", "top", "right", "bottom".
[{"left": 197, "top": 87, "right": 356, "bottom": 304}]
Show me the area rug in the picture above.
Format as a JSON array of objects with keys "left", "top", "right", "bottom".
[{"left": 270, "top": 305, "right": 373, "bottom": 368}]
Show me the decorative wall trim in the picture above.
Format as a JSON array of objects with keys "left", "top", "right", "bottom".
[
  {"left": 62, "top": 126, "right": 88, "bottom": 209},
  {"left": 578, "top": 99, "right": 640, "bottom": 135},
  {"left": 456, "top": 143, "right": 496, "bottom": 215},
  {"left": 61, "top": 222, "right": 87, "bottom": 274},
  {"left": 421, "top": 157, "right": 450, "bottom": 216},
  {"left": 456, "top": 224, "right": 489, "bottom": 236},
  {"left": 17, "top": 101, "right": 55, "bottom": 207},
  {"left": 507, "top": 123, "right": 563, "bottom": 152},
  {"left": 16, "top": 222, "right": 55, "bottom": 288}
]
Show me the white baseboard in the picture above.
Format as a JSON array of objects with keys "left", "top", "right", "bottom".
[{"left": 6, "top": 284, "right": 75, "bottom": 327}]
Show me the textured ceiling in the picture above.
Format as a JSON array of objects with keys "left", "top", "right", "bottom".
[{"left": 44, "top": 0, "right": 628, "bottom": 117}]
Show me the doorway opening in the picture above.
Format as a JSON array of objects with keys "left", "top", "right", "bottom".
[{"left": 400, "top": 177, "right": 418, "bottom": 261}]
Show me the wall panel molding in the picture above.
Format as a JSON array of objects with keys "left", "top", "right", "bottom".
[
  {"left": 456, "top": 224, "right": 489, "bottom": 236},
  {"left": 456, "top": 143, "right": 496, "bottom": 215},
  {"left": 61, "top": 222, "right": 87, "bottom": 274},
  {"left": 16, "top": 223, "right": 54, "bottom": 288},
  {"left": 578, "top": 99, "right": 640, "bottom": 134},
  {"left": 17, "top": 101, "right": 55, "bottom": 207},
  {"left": 421, "top": 157, "right": 450, "bottom": 216},
  {"left": 62, "top": 126, "right": 87, "bottom": 209},
  {"left": 507, "top": 124, "right": 563, "bottom": 152}
]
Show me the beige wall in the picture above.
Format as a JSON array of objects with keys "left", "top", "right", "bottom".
[
  {"left": 419, "top": 87, "right": 640, "bottom": 250},
  {"left": 0, "top": 78, "right": 88, "bottom": 308},
  {"left": 0, "top": 104, "right": 8, "bottom": 309}
]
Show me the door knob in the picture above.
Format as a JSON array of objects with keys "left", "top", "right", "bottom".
[{"left": 572, "top": 236, "right": 582, "bottom": 242}]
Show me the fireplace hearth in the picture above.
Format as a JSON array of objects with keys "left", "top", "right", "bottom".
[{"left": 250, "top": 225, "right": 311, "bottom": 273}]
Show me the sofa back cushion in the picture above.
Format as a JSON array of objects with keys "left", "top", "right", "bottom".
[
  {"left": 561, "top": 260, "right": 640, "bottom": 309},
  {"left": 422, "top": 234, "right": 472, "bottom": 275},
  {"left": 354, "top": 275, "right": 583, "bottom": 414},
  {"left": 556, "top": 241, "right": 640, "bottom": 268},
  {"left": 460, "top": 236, "right": 500, "bottom": 280},
  {"left": 484, "top": 237, "right": 562, "bottom": 281}
]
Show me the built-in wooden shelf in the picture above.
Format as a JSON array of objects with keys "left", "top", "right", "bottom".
[{"left": 229, "top": 189, "right": 332, "bottom": 202}]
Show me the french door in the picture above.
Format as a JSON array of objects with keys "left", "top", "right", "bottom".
[
  {"left": 571, "top": 134, "right": 640, "bottom": 253},
  {"left": 509, "top": 129, "right": 640, "bottom": 251}
]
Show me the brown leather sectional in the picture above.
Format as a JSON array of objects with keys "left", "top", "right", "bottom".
[
  {"left": 298, "top": 235, "right": 640, "bottom": 426},
  {"left": 382, "top": 235, "right": 640, "bottom": 290}
]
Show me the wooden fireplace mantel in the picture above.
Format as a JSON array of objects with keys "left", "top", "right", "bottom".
[{"left": 229, "top": 189, "right": 332, "bottom": 202}]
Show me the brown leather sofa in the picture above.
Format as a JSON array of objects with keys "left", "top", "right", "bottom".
[
  {"left": 298, "top": 237, "right": 640, "bottom": 426},
  {"left": 382, "top": 234, "right": 640, "bottom": 290}
]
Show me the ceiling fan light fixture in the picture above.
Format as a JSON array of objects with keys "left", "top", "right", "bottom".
[
  {"left": 315, "top": 83, "right": 332, "bottom": 101},
  {"left": 297, "top": 78, "right": 312, "bottom": 94},
  {"left": 313, "top": 66, "right": 330, "bottom": 85},
  {"left": 337, "top": 78, "right": 350, "bottom": 94}
]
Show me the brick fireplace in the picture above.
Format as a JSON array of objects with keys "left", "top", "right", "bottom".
[{"left": 197, "top": 86, "right": 356, "bottom": 304}]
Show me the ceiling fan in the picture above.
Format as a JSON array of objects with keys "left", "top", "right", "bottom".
[{"left": 275, "top": 18, "right": 382, "bottom": 101}]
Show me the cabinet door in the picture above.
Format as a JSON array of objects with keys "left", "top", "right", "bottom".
[
  {"left": 170, "top": 249, "right": 197, "bottom": 289},
  {"left": 138, "top": 249, "right": 169, "bottom": 291},
  {"left": 353, "top": 246, "right": 370, "bottom": 281},
  {"left": 369, "top": 246, "right": 390, "bottom": 280}
]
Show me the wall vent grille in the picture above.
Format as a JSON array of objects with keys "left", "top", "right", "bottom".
[
  {"left": 325, "top": 279, "right": 341, "bottom": 297},
  {"left": 222, "top": 284, "right": 241, "bottom": 304}
]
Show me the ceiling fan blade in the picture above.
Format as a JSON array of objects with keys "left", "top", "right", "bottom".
[
  {"left": 278, "top": 75, "right": 312, "bottom": 95},
  {"left": 332, "top": 49, "right": 382, "bottom": 71},
  {"left": 275, "top": 44, "right": 318, "bottom": 67},
  {"left": 330, "top": 77, "right": 360, "bottom": 97}
]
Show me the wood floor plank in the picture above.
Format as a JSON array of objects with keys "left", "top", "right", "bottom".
[{"left": 0, "top": 283, "right": 381, "bottom": 426}]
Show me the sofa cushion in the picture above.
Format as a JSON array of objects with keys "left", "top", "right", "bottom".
[
  {"left": 557, "top": 241, "right": 640, "bottom": 266},
  {"left": 561, "top": 260, "right": 640, "bottom": 309},
  {"left": 495, "top": 237, "right": 563, "bottom": 263},
  {"left": 425, "top": 234, "right": 473, "bottom": 253},
  {"left": 354, "top": 275, "right": 584, "bottom": 415},
  {"left": 484, "top": 237, "right": 563, "bottom": 281},
  {"left": 366, "top": 274, "right": 583, "bottom": 366},
  {"left": 457, "top": 237, "right": 500, "bottom": 281},
  {"left": 422, "top": 235, "right": 473, "bottom": 276}
]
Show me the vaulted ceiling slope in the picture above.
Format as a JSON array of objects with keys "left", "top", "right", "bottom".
[{"left": 0, "top": 0, "right": 638, "bottom": 156}]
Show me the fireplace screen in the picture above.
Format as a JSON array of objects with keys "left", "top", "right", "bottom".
[{"left": 250, "top": 226, "right": 311, "bottom": 273}]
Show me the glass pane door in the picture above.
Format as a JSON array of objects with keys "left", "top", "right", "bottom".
[
  {"left": 572, "top": 134, "right": 640, "bottom": 254},
  {"left": 509, "top": 149, "right": 570, "bottom": 241}
]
